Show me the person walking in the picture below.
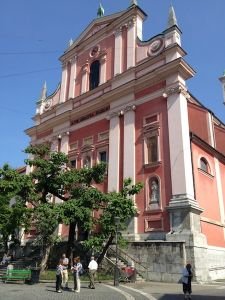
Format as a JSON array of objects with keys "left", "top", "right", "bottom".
[
  {"left": 71, "top": 256, "right": 83, "bottom": 293},
  {"left": 182, "top": 263, "right": 193, "bottom": 299},
  {"left": 88, "top": 256, "right": 98, "bottom": 289},
  {"left": 56, "top": 259, "right": 63, "bottom": 293},
  {"left": 61, "top": 253, "right": 69, "bottom": 289}
]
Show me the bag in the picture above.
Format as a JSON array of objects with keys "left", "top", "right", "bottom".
[
  {"left": 178, "top": 277, "right": 183, "bottom": 284},
  {"left": 79, "top": 267, "right": 84, "bottom": 276}
]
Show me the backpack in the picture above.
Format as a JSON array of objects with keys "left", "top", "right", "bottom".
[{"left": 79, "top": 266, "right": 84, "bottom": 276}]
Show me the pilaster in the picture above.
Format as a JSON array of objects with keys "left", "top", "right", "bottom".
[
  {"left": 127, "top": 17, "right": 136, "bottom": 69},
  {"left": 108, "top": 113, "right": 120, "bottom": 192},
  {"left": 68, "top": 55, "right": 77, "bottom": 99},
  {"left": 81, "top": 61, "right": 89, "bottom": 94},
  {"left": 59, "top": 62, "right": 68, "bottom": 103},
  {"left": 99, "top": 54, "right": 107, "bottom": 84},
  {"left": 114, "top": 28, "right": 123, "bottom": 75}
]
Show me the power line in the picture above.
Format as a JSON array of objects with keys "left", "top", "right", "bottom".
[
  {"left": 0, "top": 50, "right": 61, "bottom": 55},
  {"left": 0, "top": 67, "right": 60, "bottom": 79}
]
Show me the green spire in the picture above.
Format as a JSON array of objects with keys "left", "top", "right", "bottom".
[
  {"left": 97, "top": 2, "right": 104, "bottom": 18},
  {"left": 130, "top": 0, "right": 138, "bottom": 6},
  {"left": 167, "top": 5, "right": 178, "bottom": 28}
]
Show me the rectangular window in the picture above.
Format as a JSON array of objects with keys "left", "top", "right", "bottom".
[
  {"left": 70, "top": 142, "right": 78, "bottom": 151},
  {"left": 70, "top": 159, "right": 77, "bottom": 169},
  {"left": 83, "top": 136, "right": 93, "bottom": 146},
  {"left": 99, "top": 151, "right": 107, "bottom": 162},
  {"left": 146, "top": 136, "right": 158, "bottom": 163}
]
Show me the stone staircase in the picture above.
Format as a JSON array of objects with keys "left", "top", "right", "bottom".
[{"left": 106, "top": 246, "right": 146, "bottom": 282}]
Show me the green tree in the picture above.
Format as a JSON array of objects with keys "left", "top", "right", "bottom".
[{"left": 0, "top": 164, "right": 30, "bottom": 253}]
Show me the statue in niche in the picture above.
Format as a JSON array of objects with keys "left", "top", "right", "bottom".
[
  {"left": 83, "top": 156, "right": 91, "bottom": 168},
  {"left": 150, "top": 178, "right": 159, "bottom": 204}
]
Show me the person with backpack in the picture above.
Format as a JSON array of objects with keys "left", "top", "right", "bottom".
[
  {"left": 71, "top": 256, "right": 83, "bottom": 293},
  {"left": 56, "top": 259, "right": 63, "bottom": 293}
]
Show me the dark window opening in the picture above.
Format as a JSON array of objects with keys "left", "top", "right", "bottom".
[
  {"left": 200, "top": 157, "right": 209, "bottom": 173},
  {"left": 99, "top": 151, "right": 107, "bottom": 163},
  {"left": 70, "top": 159, "right": 76, "bottom": 169},
  {"left": 89, "top": 60, "right": 100, "bottom": 90},
  {"left": 147, "top": 136, "right": 158, "bottom": 163}
]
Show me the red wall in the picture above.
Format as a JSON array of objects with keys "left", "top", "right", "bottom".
[
  {"left": 188, "top": 103, "right": 210, "bottom": 144},
  {"left": 135, "top": 96, "right": 172, "bottom": 234},
  {"left": 215, "top": 125, "right": 225, "bottom": 156},
  {"left": 192, "top": 142, "right": 225, "bottom": 247}
]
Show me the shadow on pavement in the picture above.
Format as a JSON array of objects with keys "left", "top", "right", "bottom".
[{"left": 158, "top": 295, "right": 225, "bottom": 299}]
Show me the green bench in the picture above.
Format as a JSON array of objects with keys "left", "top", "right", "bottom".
[{"left": 2, "top": 269, "right": 31, "bottom": 283}]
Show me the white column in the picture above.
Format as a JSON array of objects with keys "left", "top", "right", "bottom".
[
  {"left": 59, "top": 63, "right": 68, "bottom": 103},
  {"left": 68, "top": 55, "right": 77, "bottom": 99},
  {"left": 108, "top": 114, "right": 120, "bottom": 192},
  {"left": 214, "top": 158, "right": 225, "bottom": 238},
  {"left": 81, "top": 62, "right": 89, "bottom": 94},
  {"left": 207, "top": 112, "right": 215, "bottom": 147},
  {"left": 61, "top": 133, "right": 69, "bottom": 154},
  {"left": 123, "top": 107, "right": 138, "bottom": 237},
  {"left": 167, "top": 86, "right": 195, "bottom": 199},
  {"left": 100, "top": 55, "right": 107, "bottom": 85},
  {"left": 127, "top": 18, "right": 136, "bottom": 69},
  {"left": 114, "top": 28, "right": 122, "bottom": 75},
  {"left": 51, "top": 137, "right": 58, "bottom": 152},
  {"left": 123, "top": 107, "right": 135, "bottom": 182}
]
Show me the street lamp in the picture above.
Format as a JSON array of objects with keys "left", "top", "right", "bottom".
[{"left": 114, "top": 216, "right": 120, "bottom": 286}]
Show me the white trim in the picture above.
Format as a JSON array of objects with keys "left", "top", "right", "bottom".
[
  {"left": 59, "top": 64, "right": 68, "bottom": 103},
  {"left": 69, "top": 56, "right": 77, "bottom": 99},
  {"left": 123, "top": 109, "right": 135, "bottom": 182},
  {"left": 207, "top": 112, "right": 215, "bottom": 147},
  {"left": 127, "top": 21, "right": 136, "bottom": 69},
  {"left": 114, "top": 29, "right": 123, "bottom": 75},
  {"left": 108, "top": 115, "right": 120, "bottom": 191},
  {"left": 167, "top": 91, "right": 195, "bottom": 198}
]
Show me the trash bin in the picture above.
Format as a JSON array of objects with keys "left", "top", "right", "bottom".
[{"left": 30, "top": 267, "right": 41, "bottom": 284}]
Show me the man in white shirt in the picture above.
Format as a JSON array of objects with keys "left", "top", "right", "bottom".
[
  {"left": 88, "top": 256, "right": 98, "bottom": 289},
  {"left": 61, "top": 253, "right": 69, "bottom": 289}
]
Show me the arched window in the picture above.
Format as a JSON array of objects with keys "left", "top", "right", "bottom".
[
  {"left": 89, "top": 60, "right": 100, "bottom": 90},
  {"left": 200, "top": 157, "right": 209, "bottom": 173}
]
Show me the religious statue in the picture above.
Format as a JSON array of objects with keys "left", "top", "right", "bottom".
[
  {"left": 150, "top": 179, "right": 159, "bottom": 203},
  {"left": 84, "top": 156, "right": 91, "bottom": 168}
]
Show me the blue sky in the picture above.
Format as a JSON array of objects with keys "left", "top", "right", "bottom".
[{"left": 0, "top": 0, "right": 225, "bottom": 168}]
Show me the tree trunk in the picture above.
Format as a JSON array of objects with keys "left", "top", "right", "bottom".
[
  {"left": 40, "top": 244, "right": 52, "bottom": 272},
  {"left": 97, "top": 234, "right": 114, "bottom": 265},
  {"left": 66, "top": 222, "right": 75, "bottom": 261},
  {"left": 3, "top": 236, "right": 8, "bottom": 254}
]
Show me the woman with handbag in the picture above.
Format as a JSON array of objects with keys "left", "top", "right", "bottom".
[
  {"left": 71, "top": 256, "right": 83, "bottom": 293},
  {"left": 182, "top": 263, "right": 193, "bottom": 299}
]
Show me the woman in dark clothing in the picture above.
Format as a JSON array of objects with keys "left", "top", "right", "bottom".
[{"left": 182, "top": 263, "right": 193, "bottom": 299}]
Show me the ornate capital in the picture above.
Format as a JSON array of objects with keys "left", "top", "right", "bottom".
[{"left": 163, "top": 84, "right": 190, "bottom": 99}]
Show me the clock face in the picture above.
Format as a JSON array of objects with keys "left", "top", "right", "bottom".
[{"left": 148, "top": 38, "right": 164, "bottom": 57}]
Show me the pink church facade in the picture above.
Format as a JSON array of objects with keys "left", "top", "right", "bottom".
[{"left": 26, "top": 4, "right": 225, "bottom": 282}]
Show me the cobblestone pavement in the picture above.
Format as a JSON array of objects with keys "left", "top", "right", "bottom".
[
  {"left": 0, "top": 281, "right": 155, "bottom": 300},
  {"left": 1, "top": 281, "right": 225, "bottom": 300}
]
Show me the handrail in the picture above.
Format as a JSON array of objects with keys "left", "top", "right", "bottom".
[
  {"left": 108, "top": 245, "right": 148, "bottom": 275},
  {"left": 108, "top": 246, "right": 147, "bottom": 270}
]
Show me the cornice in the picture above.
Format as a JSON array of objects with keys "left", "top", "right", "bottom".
[{"left": 190, "top": 133, "right": 225, "bottom": 164}]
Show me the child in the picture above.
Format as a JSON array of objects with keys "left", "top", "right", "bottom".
[
  {"left": 56, "top": 259, "right": 63, "bottom": 293},
  {"left": 71, "top": 256, "right": 83, "bottom": 293}
]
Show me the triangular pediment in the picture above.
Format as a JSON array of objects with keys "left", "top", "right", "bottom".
[{"left": 68, "top": 10, "right": 126, "bottom": 50}]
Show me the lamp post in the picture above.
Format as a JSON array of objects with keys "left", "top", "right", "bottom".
[{"left": 114, "top": 216, "right": 120, "bottom": 286}]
